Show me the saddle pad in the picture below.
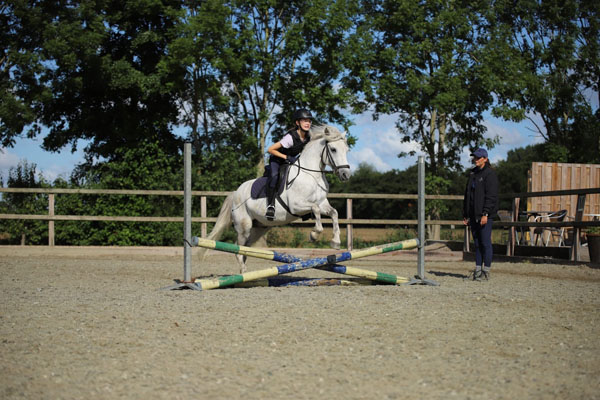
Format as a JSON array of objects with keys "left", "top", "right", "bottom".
[
  {"left": 250, "top": 177, "right": 269, "bottom": 199},
  {"left": 250, "top": 164, "right": 290, "bottom": 199}
]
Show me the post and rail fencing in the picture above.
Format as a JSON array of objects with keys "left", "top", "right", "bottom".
[
  {"left": 1, "top": 187, "right": 599, "bottom": 261},
  {"left": 0, "top": 188, "right": 463, "bottom": 246}
]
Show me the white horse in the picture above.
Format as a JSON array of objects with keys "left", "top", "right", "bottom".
[{"left": 203, "top": 124, "right": 351, "bottom": 272}]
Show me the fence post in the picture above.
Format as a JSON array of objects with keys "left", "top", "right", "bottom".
[
  {"left": 201, "top": 196, "right": 207, "bottom": 238},
  {"left": 570, "top": 194, "right": 586, "bottom": 261},
  {"left": 48, "top": 193, "right": 55, "bottom": 246},
  {"left": 346, "top": 198, "right": 353, "bottom": 251}
]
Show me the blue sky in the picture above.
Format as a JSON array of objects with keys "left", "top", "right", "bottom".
[{"left": 0, "top": 113, "right": 543, "bottom": 184}]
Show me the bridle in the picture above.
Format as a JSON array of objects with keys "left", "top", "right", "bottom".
[
  {"left": 285, "top": 138, "right": 349, "bottom": 187},
  {"left": 321, "top": 139, "right": 351, "bottom": 173},
  {"left": 292, "top": 139, "right": 349, "bottom": 175}
]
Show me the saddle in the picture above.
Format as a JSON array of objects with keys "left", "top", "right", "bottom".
[
  {"left": 250, "top": 164, "right": 289, "bottom": 199},
  {"left": 250, "top": 164, "right": 312, "bottom": 220}
]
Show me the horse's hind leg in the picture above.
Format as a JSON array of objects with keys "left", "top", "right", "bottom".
[
  {"left": 233, "top": 215, "right": 253, "bottom": 273},
  {"left": 247, "top": 226, "right": 270, "bottom": 248},
  {"left": 234, "top": 226, "right": 270, "bottom": 273}
]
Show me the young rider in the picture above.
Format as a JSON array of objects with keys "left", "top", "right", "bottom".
[{"left": 265, "top": 109, "right": 312, "bottom": 220}]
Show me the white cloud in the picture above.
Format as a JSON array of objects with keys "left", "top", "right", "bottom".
[
  {"left": 0, "top": 147, "right": 72, "bottom": 184},
  {"left": 348, "top": 147, "right": 392, "bottom": 171},
  {"left": 39, "top": 164, "right": 71, "bottom": 182},
  {"left": 0, "top": 148, "right": 21, "bottom": 183},
  {"left": 349, "top": 112, "right": 427, "bottom": 171},
  {"left": 484, "top": 120, "right": 523, "bottom": 146},
  {"left": 0, "top": 148, "right": 20, "bottom": 169}
]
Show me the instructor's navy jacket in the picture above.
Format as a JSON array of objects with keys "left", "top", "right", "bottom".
[{"left": 463, "top": 165, "right": 499, "bottom": 221}]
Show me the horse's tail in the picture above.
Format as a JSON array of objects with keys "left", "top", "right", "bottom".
[
  {"left": 198, "top": 193, "right": 234, "bottom": 261},
  {"left": 208, "top": 193, "right": 234, "bottom": 241}
]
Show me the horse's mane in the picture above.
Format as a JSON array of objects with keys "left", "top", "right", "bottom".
[{"left": 309, "top": 124, "right": 345, "bottom": 142}]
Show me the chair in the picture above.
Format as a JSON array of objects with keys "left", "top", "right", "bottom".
[{"left": 533, "top": 209, "right": 568, "bottom": 246}]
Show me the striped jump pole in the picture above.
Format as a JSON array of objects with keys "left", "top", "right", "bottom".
[
  {"left": 193, "top": 238, "right": 418, "bottom": 290},
  {"left": 193, "top": 236, "right": 413, "bottom": 286},
  {"left": 318, "top": 265, "right": 409, "bottom": 285},
  {"left": 192, "top": 236, "right": 301, "bottom": 263},
  {"left": 232, "top": 276, "right": 376, "bottom": 288}
]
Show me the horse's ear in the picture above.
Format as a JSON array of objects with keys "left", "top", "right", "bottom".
[{"left": 324, "top": 127, "right": 330, "bottom": 135}]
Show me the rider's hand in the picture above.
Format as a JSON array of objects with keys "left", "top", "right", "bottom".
[{"left": 286, "top": 155, "right": 297, "bottom": 164}]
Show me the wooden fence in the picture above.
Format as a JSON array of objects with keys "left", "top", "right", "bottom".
[
  {"left": 528, "top": 162, "right": 600, "bottom": 217},
  {"left": 1, "top": 187, "right": 599, "bottom": 261},
  {"left": 0, "top": 188, "right": 462, "bottom": 246}
]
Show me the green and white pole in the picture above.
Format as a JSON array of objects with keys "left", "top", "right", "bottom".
[
  {"left": 193, "top": 239, "right": 419, "bottom": 290},
  {"left": 193, "top": 236, "right": 413, "bottom": 285}
]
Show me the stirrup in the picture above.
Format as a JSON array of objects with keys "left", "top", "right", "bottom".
[{"left": 266, "top": 205, "right": 275, "bottom": 220}]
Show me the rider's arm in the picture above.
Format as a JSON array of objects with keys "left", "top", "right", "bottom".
[
  {"left": 267, "top": 142, "right": 288, "bottom": 160},
  {"left": 268, "top": 135, "right": 293, "bottom": 160}
]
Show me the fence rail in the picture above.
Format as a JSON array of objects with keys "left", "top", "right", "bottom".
[{"left": 1, "top": 187, "right": 599, "bottom": 261}]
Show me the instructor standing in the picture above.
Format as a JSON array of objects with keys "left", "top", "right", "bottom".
[{"left": 463, "top": 148, "right": 499, "bottom": 281}]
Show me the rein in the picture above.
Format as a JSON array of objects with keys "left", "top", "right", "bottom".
[{"left": 286, "top": 139, "right": 349, "bottom": 188}]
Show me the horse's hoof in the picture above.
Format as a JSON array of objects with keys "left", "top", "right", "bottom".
[
  {"left": 309, "top": 231, "right": 319, "bottom": 242},
  {"left": 330, "top": 240, "right": 341, "bottom": 250}
]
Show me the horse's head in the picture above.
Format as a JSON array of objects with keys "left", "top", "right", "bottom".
[{"left": 321, "top": 126, "right": 351, "bottom": 181}]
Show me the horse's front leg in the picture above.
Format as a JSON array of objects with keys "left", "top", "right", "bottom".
[
  {"left": 309, "top": 204, "right": 323, "bottom": 242},
  {"left": 319, "top": 200, "right": 341, "bottom": 249}
]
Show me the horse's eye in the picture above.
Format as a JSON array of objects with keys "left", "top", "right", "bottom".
[{"left": 331, "top": 148, "right": 337, "bottom": 153}]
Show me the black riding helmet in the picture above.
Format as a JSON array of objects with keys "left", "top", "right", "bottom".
[{"left": 293, "top": 109, "right": 312, "bottom": 121}]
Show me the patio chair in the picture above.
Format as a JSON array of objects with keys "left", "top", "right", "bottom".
[{"left": 533, "top": 209, "right": 569, "bottom": 247}]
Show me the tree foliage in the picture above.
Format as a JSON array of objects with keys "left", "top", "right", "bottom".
[
  {"left": 2, "top": 0, "right": 185, "bottom": 159},
  {"left": 345, "top": 0, "right": 507, "bottom": 175},
  {"left": 0, "top": 161, "right": 49, "bottom": 244},
  {"left": 2, "top": 0, "right": 598, "bottom": 245},
  {"left": 2, "top": 0, "right": 364, "bottom": 178},
  {"left": 492, "top": 0, "right": 600, "bottom": 163},
  {"left": 163, "top": 0, "right": 363, "bottom": 175}
]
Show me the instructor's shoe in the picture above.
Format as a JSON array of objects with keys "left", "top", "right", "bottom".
[
  {"left": 472, "top": 269, "right": 483, "bottom": 281},
  {"left": 480, "top": 268, "right": 490, "bottom": 281},
  {"left": 266, "top": 205, "right": 275, "bottom": 220}
]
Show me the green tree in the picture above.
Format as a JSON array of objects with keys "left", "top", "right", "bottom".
[
  {"left": 70, "top": 141, "right": 183, "bottom": 246},
  {"left": 347, "top": 0, "right": 507, "bottom": 176},
  {"left": 165, "top": 0, "right": 363, "bottom": 175},
  {"left": 329, "top": 163, "right": 422, "bottom": 221},
  {"left": 493, "top": 0, "right": 600, "bottom": 163},
  {"left": 0, "top": 161, "right": 49, "bottom": 244},
  {"left": 3, "top": 0, "right": 364, "bottom": 180},
  {"left": 0, "top": 1, "right": 52, "bottom": 147},
  {"left": 2, "top": 0, "right": 185, "bottom": 159}
]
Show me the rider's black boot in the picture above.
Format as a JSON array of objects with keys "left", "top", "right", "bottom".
[{"left": 266, "top": 186, "right": 276, "bottom": 220}]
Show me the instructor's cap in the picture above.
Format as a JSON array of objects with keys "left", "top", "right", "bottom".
[{"left": 471, "top": 148, "right": 488, "bottom": 159}]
